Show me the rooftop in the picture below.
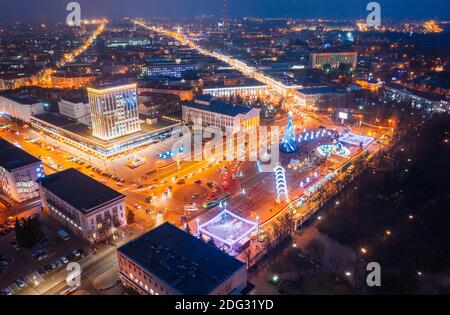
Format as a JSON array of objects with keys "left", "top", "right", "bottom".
[
  {"left": 0, "top": 138, "right": 41, "bottom": 172},
  {"left": 184, "top": 98, "right": 257, "bottom": 117},
  {"left": 38, "top": 168, "right": 124, "bottom": 213},
  {"left": 296, "top": 86, "right": 346, "bottom": 95},
  {"left": 117, "top": 222, "right": 246, "bottom": 295},
  {"left": 0, "top": 93, "right": 41, "bottom": 105}
]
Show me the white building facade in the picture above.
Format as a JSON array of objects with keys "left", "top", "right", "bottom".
[
  {"left": 38, "top": 168, "right": 126, "bottom": 243},
  {"left": 0, "top": 95, "right": 45, "bottom": 123},
  {"left": 182, "top": 99, "right": 260, "bottom": 133},
  {"left": 58, "top": 98, "right": 91, "bottom": 126}
]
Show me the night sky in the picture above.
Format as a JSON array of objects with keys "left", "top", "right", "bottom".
[{"left": 1, "top": 0, "right": 449, "bottom": 23}]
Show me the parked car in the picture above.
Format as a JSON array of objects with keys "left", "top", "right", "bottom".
[
  {"left": 61, "top": 256, "right": 69, "bottom": 264},
  {"left": 15, "top": 278, "right": 26, "bottom": 288},
  {"left": 72, "top": 249, "right": 81, "bottom": 258}
]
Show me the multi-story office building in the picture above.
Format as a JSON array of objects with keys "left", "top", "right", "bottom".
[
  {"left": 182, "top": 96, "right": 261, "bottom": 133},
  {"left": 38, "top": 168, "right": 126, "bottom": 243},
  {"left": 117, "top": 222, "right": 249, "bottom": 295},
  {"left": 0, "top": 94, "right": 45, "bottom": 123},
  {"left": 0, "top": 138, "right": 43, "bottom": 202},
  {"left": 310, "top": 52, "right": 358, "bottom": 69},
  {"left": 87, "top": 83, "right": 141, "bottom": 141}
]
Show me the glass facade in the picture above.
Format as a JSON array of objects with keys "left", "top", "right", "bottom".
[{"left": 88, "top": 84, "right": 141, "bottom": 140}]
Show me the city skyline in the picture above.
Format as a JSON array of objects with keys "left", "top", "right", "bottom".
[
  {"left": 1, "top": 0, "right": 450, "bottom": 23},
  {"left": 0, "top": 0, "right": 449, "bottom": 300}
]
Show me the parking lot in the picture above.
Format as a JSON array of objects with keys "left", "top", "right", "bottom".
[{"left": 0, "top": 211, "right": 89, "bottom": 295}]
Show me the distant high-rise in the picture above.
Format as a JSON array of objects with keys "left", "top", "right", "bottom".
[
  {"left": 87, "top": 83, "right": 141, "bottom": 141},
  {"left": 310, "top": 52, "right": 358, "bottom": 69}
]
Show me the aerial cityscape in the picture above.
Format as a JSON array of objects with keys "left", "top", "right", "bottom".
[{"left": 0, "top": 0, "right": 450, "bottom": 300}]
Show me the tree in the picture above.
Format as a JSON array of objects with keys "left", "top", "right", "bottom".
[
  {"left": 15, "top": 217, "right": 42, "bottom": 248},
  {"left": 244, "top": 249, "right": 252, "bottom": 267},
  {"left": 277, "top": 212, "right": 295, "bottom": 236},
  {"left": 305, "top": 239, "right": 325, "bottom": 265},
  {"left": 126, "top": 209, "right": 135, "bottom": 225}
]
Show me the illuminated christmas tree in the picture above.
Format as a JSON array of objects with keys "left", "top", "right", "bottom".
[{"left": 280, "top": 112, "right": 298, "bottom": 153}]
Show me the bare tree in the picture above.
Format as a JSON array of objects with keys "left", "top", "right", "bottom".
[{"left": 305, "top": 239, "right": 325, "bottom": 266}]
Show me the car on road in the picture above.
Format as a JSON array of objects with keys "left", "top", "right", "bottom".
[
  {"left": 55, "top": 259, "right": 63, "bottom": 268},
  {"left": 15, "top": 278, "right": 26, "bottom": 288},
  {"left": 72, "top": 249, "right": 81, "bottom": 258},
  {"left": 37, "top": 268, "right": 46, "bottom": 276},
  {"left": 43, "top": 265, "right": 53, "bottom": 273},
  {"left": 194, "top": 179, "right": 201, "bottom": 185},
  {"left": 1, "top": 287, "right": 13, "bottom": 295},
  {"left": 133, "top": 203, "right": 142, "bottom": 209},
  {"left": 37, "top": 252, "right": 48, "bottom": 261},
  {"left": 177, "top": 179, "right": 185, "bottom": 185},
  {"left": 100, "top": 178, "right": 107, "bottom": 183}
]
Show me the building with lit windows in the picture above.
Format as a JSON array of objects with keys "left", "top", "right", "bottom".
[
  {"left": 87, "top": 83, "right": 141, "bottom": 141},
  {"left": 310, "top": 52, "right": 358, "bottom": 69},
  {"left": 51, "top": 72, "right": 98, "bottom": 89},
  {"left": 143, "top": 62, "right": 198, "bottom": 78},
  {"left": 117, "top": 222, "right": 249, "bottom": 295},
  {"left": 38, "top": 168, "right": 126, "bottom": 244},
  {"left": 384, "top": 83, "right": 449, "bottom": 114},
  {"left": 0, "top": 72, "right": 38, "bottom": 91},
  {"left": 0, "top": 138, "right": 43, "bottom": 202},
  {"left": 182, "top": 96, "right": 260, "bottom": 133},
  {"left": 203, "top": 79, "right": 268, "bottom": 98},
  {"left": 292, "top": 87, "right": 347, "bottom": 110}
]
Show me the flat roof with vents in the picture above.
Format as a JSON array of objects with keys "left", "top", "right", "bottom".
[
  {"left": 37, "top": 168, "right": 124, "bottom": 213},
  {"left": 0, "top": 138, "right": 41, "bottom": 172},
  {"left": 117, "top": 222, "right": 246, "bottom": 295}
]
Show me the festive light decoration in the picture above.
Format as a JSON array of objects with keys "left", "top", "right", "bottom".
[
  {"left": 317, "top": 143, "right": 351, "bottom": 157},
  {"left": 274, "top": 165, "right": 289, "bottom": 203},
  {"left": 280, "top": 113, "right": 298, "bottom": 153}
]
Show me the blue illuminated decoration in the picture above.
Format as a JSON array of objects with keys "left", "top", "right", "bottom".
[
  {"left": 280, "top": 113, "right": 298, "bottom": 153},
  {"left": 158, "top": 145, "right": 184, "bottom": 159}
]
